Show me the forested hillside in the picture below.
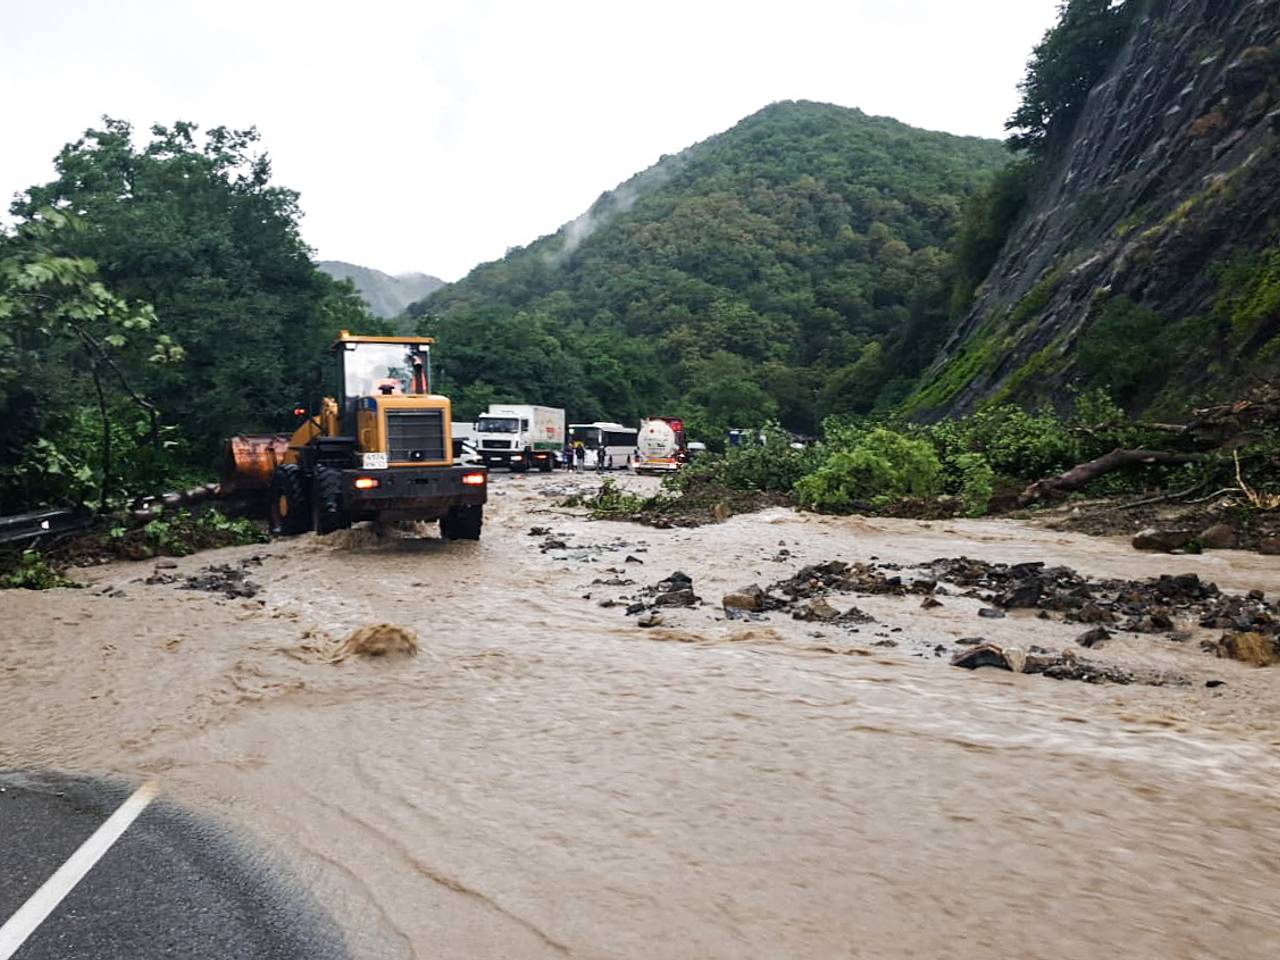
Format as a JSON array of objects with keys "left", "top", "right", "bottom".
[
  {"left": 411, "top": 102, "right": 1009, "bottom": 433},
  {"left": 317, "top": 261, "right": 443, "bottom": 318}
]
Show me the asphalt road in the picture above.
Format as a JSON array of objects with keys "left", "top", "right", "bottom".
[{"left": 0, "top": 771, "right": 350, "bottom": 960}]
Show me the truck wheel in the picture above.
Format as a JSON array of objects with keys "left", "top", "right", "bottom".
[
  {"left": 269, "top": 464, "right": 310, "bottom": 536},
  {"left": 311, "top": 465, "right": 349, "bottom": 535},
  {"left": 538, "top": 455, "right": 552, "bottom": 473},
  {"left": 440, "top": 504, "right": 483, "bottom": 540},
  {"left": 511, "top": 457, "right": 529, "bottom": 473}
]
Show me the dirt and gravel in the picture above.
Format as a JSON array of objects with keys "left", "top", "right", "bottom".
[{"left": 2, "top": 471, "right": 1279, "bottom": 959}]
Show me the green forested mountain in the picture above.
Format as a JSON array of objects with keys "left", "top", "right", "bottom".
[
  {"left": 410, "top": 101, "right": 1009, "bottom": 435},
  {"left": 317, "top": 261, "right": 443, "bottom": 318}
]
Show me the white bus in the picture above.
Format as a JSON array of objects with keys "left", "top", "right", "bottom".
[{"left": 568, "top": 422, "right": 638, "bottom": 469}]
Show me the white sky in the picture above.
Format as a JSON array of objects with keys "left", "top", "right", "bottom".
[{"left": 2, "top": 0, "right": 1060, "bottom": 281}]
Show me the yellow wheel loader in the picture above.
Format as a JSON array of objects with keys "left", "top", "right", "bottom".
[{"left": 222, "top": 332, "right": 487, "bottom": 538}]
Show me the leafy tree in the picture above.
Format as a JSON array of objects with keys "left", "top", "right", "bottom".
[
  {"left": 11, "top": 118, "right": 375, "bottom": 465},
  {"left": 1006, "top": 0, "right": 1137, "bottom": 155},
  {"left": 0, "top": 212, "right": 183, "bottom": 510}
]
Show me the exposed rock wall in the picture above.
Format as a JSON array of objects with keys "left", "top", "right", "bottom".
[{"left": 925, "top": 0, "right": 1280, "bottom": 417}]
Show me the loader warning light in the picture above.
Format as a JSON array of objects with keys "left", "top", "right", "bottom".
[
  {"left": 354, "top": 477, "right": 380, "bottom": 490},
  {"left": 292, "top": 406, "right": 307, "bottom": 417},
  {"left": 461, "top": 472, "right": 486, "bottom": 486}
]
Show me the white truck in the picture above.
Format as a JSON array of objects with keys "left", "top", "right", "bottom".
[{"left": 474, "top": 404, "right": 565, "bottom": 472}]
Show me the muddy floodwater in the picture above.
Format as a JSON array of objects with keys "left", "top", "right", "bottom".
[{"left": 3, "top": 474, "right": 1279, "bottom": 959}]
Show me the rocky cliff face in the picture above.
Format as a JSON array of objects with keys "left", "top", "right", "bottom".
[{"left": 923, "top": 0, "right": 1280, "bottom": 417}]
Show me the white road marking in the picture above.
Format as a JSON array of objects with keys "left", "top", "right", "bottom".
[{"left": 0, "top": 780, "right": 158, "bottom": 959}]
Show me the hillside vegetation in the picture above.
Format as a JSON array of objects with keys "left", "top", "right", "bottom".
[{"left": 412, "top": 101, "right": 1008, "bottom": 434}]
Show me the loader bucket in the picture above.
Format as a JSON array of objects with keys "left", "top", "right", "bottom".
[{"left": 222, "top": 434, "right": 292, "bottom": 494}]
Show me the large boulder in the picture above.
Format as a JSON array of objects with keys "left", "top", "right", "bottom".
[
  {"left": 722, "top": 585, "right": 766, "bottom": 612},
  {"left": 1199, "top": 523, "right": 1238, "bottom": 550},
  {"left": 1132, "top": 528, "right": 1197, "bottom": 552}
]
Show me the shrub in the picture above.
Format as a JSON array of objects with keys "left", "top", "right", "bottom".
[
  {"left": 951, "top": 453, "right": 996, "bottom": 517},
  {"left": 795, "top": 428, "right": 943, "bottom": 511},
  {"left": 2, "top": 550, "right": 79, "bottom": 590},
  {"left": 668, "top": 422, "right": 816, "bottom": 494},
  {"left": 119, "top": 509, "right": 267, "bottom": 558}
]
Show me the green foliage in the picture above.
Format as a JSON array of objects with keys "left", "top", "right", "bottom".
[
  {"left": 668, "top": 423, "right": 817, "bottom": 494},
  {"left": 949, "top": 159, "right": 1036, "bottom": 315},
  {"left": 560, "top": 477, "right": 652, "bottom": 520},
  {"left": 951, "top": 452, "right": 996, "bottom": 517},
  {"left": 1, "top": 550, "right": 80, "bottom": 590},
  {"left": 1076, "top": 295, "right": 1174, "bottom": 400},
  {"left": 414, "top": 101, "right": 1008, "bottom": 436},
  {"left": 1007, "top": 0, "right": 1138, "bottom": 155},
  {"left": 795, "top": 428, "right": 943, "bottom": 511},
  {"left": 1, "top": 119, "right": 378, "bottom": 513},
  {"left": 1212, "top": 247, "right": 1280, "bottom": 342},
  {"left": 132, "top": 508, "right": 267, "bottom": 558}
]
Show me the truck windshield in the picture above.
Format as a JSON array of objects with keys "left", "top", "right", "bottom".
[
  {"left": 477, "top": 417, "right": 519, "bottom": 433},
  {"left": 342, "top": 342, "right": 429, "bottom": 398}
]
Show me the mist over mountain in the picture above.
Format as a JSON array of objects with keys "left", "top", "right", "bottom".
[{"left": 318, "top": 261, "right": 444, "bottom": 319}]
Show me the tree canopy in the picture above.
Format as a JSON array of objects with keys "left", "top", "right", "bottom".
[{"left": 1, "top": 119, "right": 377, "bottom": 511}]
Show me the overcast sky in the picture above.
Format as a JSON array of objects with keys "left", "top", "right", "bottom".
[{"left": 2, "top": 0, "right": 1060, "bottom": 281}]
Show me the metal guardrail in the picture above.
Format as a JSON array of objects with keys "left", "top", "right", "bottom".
[{"left": 0, "top": 508, "right": 94, "bottom": 546}]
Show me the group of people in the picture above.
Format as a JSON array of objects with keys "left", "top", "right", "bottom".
[{"left": 562, "top": 439, "right": 609, "bottom": 472}]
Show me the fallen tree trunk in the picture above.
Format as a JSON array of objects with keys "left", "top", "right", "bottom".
[{"left": 1020, "top": 449, "right": 1204, "bottom": 505}]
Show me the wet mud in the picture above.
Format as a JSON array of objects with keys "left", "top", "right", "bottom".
[{"left": 2, "top": 472, "right": 1278, "bottom": 959}]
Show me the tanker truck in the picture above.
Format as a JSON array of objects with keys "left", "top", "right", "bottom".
[{"left": 634, "top": 417, "right": 688, "bottom": 474}]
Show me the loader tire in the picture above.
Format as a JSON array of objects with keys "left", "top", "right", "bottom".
[
  {"left": 311, "top": 465, "right": 349, "bottom": 535},
  {"left": 440, "top": 504, "right": 483, "bottom": 541},
  {"left": 269, "top": 464, "right": 310, "bottom": 536}
]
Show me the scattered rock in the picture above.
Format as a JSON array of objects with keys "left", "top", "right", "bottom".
[
  {"left": 528, "top": 526, "right": 550, "bottom": 536},
  {"left": 637, "top": 611, "right": 664, "bottom": 628},
  {"left": 951, "top": 643, "right": 1012, "bottom": 670},
  {"left": 540, "top": 538, "right": 568, "bottom": 551},
  {"left": 1199, "top": 523, "right": 1237, "bottom": 550},
  {"left": 723, "top": 585, "right": 766, "bottom": 612},
  {"left": 182, "top": 563, "right": 259, "bottom": 599},
  {"left": 955, "top": 637, "right": 985, "bottom": 646},
  {"left": 792, "top": 598, "right": 840, "bottom": 622},
  {"left": 656, "top": 571, "right": 693, "bottom": 592},
  {"left": 1132, "top": 528, "right": 1196, "bottom": 552},
  {"left": 920, "top": 596, "right": 943, "bottom": 610},
  {"left": 624, "top": 602, "right": 646, "bottom": 616},
  {"left": 655, "top": 588, "right": 699, "bottom": 608},
  {"left": 1259, "top": 537, "right": 1280, "bottom": 556},
  {"left": 625, "top": 555, "right": 644, "bottom": 564},
  {"left": 1076, "top": 627, "right": 1112, "bottom": 649},
  {"left": 977, "top": 607, "right": 1006, "bottom": 619},
  {"left": 1205, "top": 679, "right": 1226, "bottom": 689},
  {"left": 1208, "top": 631, "right": 1280, "bottom": 667}
]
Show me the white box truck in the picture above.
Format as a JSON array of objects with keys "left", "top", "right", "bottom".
[{"left": 474, "top": 404, "right": 565, "bottom": 472}]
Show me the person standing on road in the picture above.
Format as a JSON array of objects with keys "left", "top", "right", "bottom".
[
  {"left": 563, "top": 441, "right": 575, "bottom": 471},
  {"left": 596, "top": 446, "right": 607, "bottom": 472},
  {"left": 575, "top": 440, "right": 586, "bottom": 472}
]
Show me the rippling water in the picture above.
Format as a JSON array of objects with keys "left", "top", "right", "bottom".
[{"left": 2, "top": 474, "right": 1278, "bottom": 958}]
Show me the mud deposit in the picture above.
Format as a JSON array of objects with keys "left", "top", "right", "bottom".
[{"left": 2, "top": 473, "right": 1279, "bottom": 959}]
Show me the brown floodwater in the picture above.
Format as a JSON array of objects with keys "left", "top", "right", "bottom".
[{"left": 2, "top": 473, "right": 1279, "bottom": 959}]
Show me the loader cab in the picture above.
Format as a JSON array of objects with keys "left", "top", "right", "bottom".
[{"left": 333, "top": 332, "right": 434, "bottom": 434}]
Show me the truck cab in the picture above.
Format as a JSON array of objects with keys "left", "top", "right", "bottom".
[{"left": 475, "top": 404, "right": 565, "bottom": 472}]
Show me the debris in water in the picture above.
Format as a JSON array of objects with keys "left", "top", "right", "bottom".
[
  {"left": 1076, "top": 627, "right": 1112, "bottom": 649},
  {"left": 182, "top": 563, "right": 259, "bottom": 599},
  {"left": 333, "top": 623, "right": 419, "bottom": 661}
]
